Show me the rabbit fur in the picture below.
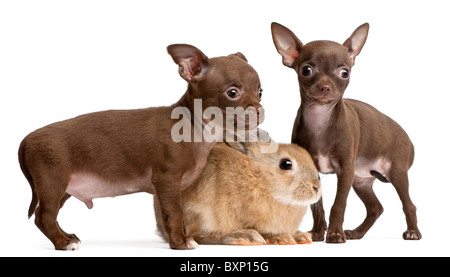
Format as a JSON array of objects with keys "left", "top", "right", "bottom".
[{"left": 154, "top": 137, "right": 321, "bottom": 245}]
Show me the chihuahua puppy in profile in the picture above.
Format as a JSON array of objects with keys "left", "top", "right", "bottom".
[
  {"left": 19, "top": 44, "right": 263, "bottom": 250},
  {"left": 271, "top": 22, "right": 421, "bottom": 243}
]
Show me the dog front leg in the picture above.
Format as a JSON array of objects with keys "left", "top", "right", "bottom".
[
  {"left": 309, "top": 197, "right": 327, "bottom": 241},
  {"left": 327, "top": 164, "right": 354, "bottom": 243},
  {"left": 153, "top": 173, "right": 198, "bottom": 250}
]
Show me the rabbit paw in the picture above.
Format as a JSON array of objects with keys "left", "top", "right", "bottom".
[
  {"left": 264, "top": 233, "right": 296, "bottom": 245},
  {"left": 293, "top": 231, "right": 312, "bottom": 244},
  {"left": 223, "top": 229, "right": 266, "bottom": 245}
]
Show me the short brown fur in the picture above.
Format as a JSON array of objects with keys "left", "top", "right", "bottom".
[
  {"left": 271, "top": 22, "right": 421, "bottom": 243},
  {"left": 19, "top": 44, "right": 263, "bottom": 250}
]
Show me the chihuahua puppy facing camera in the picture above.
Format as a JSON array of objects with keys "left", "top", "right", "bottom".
[{"left": 271, "top": 22, "right": 421, "bottom": 243}]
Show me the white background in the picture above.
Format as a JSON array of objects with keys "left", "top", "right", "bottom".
[{"left": 1, "top": 0, "right": 449, "bottom": 257}]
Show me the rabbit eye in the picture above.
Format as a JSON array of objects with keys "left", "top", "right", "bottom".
[{"left": 279, "top": 159, "right": 293, "bottom": 170}]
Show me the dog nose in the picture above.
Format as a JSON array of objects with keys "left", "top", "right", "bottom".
[
  {"left": 248, "top": 103, "right": 263, "bottom": 114},
  {"left": 256, "top": 105, "right": 264, "bottom": 115},
  {"left": 319, "top": 84, "right": 331, "bottom": 93},
  {"left": 256, "top": 106, "right": 265, "bottom": 124}
]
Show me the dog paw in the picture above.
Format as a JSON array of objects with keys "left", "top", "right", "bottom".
[
  {"left": 55, "top": 239, "right": 81, "bottom": 251},
  {"left": 170, "top": 237, "right": 199, "bottom": 250},
  {"left": 65, "top": 241, "right": 81, "bottom": 251},
  {"left": 344, "top": 229, "right": 364, "bottom": 240},
  {"left": 54, "top": 237, "right": 81, "bottom": 251},
  {"left": 403, "top": 230, "right": 422, "bottom": 240},
  {"left": 326, "top": 230, "right": 346, "bottom": 243},
  {"left": 309, "top": 229, "right": 325, "bottom": 241}
]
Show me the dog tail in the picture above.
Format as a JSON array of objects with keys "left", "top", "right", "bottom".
[
  {"left": 18, "top": 139, "right": 38, "bottom": 219},
  {"left": 370, "top": 170, "right": 389, "bottom": 183}
]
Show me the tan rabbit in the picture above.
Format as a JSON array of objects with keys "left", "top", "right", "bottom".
[{"left": 154, "top": 136, "right": 321, "bottom": 246}]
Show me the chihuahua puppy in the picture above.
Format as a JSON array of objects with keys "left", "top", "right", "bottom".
[
  {"left": 19, "top": 44, "right": 263, "bottom": 250},
  {"left": 271, "top": 22, "right": 421, "bottom": 243}
]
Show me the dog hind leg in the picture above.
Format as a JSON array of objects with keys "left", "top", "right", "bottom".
[{"left": 345, "top": 176, "right": 382, "bottom": 239}]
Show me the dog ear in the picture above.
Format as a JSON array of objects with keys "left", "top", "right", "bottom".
[
  {"left": 343, "top": 23, "right": 369, "bottom": 66},
  {"left": 167, "top": 44, "right": 209, "bottom": 82},
  {"left": 271, "top": 22, "right": 303, "bottom": 68},
  {"left": 229, "top": 52, "right": 248, "bottom": 62}
]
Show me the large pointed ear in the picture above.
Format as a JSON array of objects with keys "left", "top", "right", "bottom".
[
  {"left": 167, "top": 44, "right": 209, "bottom": 82},
  {"left": 343, "top": 23, "right": 369, "bottom": 66},
  {"left": 271, "top": 22, "right": 303, "bottom": 68}
]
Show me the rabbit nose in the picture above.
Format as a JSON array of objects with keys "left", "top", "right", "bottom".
[
  {"left": 312, "top": 181, "right": 320, "bottom": 193},
  {"left": 313, "top": 184, "right": 319, "bottom": 193}
]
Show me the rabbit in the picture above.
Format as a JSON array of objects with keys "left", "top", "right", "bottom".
[{"left": 154, "top": 133, "right": 321, "bottom": 246}]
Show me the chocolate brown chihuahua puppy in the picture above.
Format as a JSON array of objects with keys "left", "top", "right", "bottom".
[
  {"left": 271, "top": 22, "right": 421, "bottom": 243},
  {"left": 18, "top": 44, "right": 263, "bottom": 250}
]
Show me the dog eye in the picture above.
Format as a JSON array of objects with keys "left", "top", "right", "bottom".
[
  {"left": 279, "top": 159, "right": 293, "bottom": 170},
  {"left": 301, "top": 65, "right": 313, "bottom": 77},
  {"left": 339, "top": 68, "right": 350, "bottom": 79},
  {"left": 226, "top": 89, "right": 240, "bottom": 99},
  {"left": 258, "top": 88, "right": 263, "bottom": 99}
]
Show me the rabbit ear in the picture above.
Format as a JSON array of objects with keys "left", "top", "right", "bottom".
[
  {"left": 225, "top": 141, "right": 249, "bottom": 154},
  {"left": 257, "top": 129, "right": 272, "bottom": 143},
  {"left": 225, "top": 128, "right": 276, "bottom": 156},
  {"left": 224, "top": 128, "right": 271, "bottom": 155},
  {"left": 226, "top": 141, "right": 265, "bottom": 162}
]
